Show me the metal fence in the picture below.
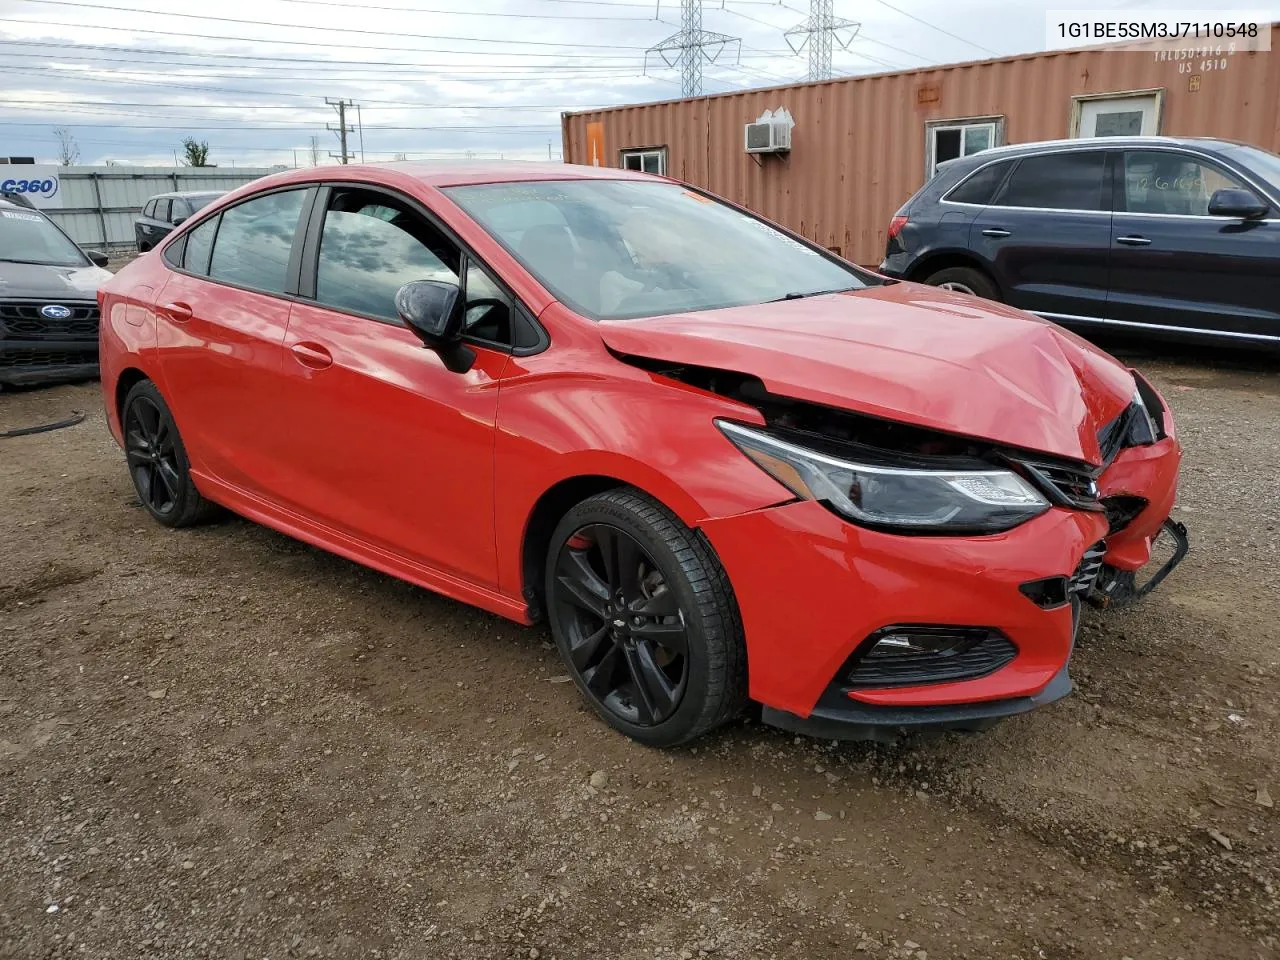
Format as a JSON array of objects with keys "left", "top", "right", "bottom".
[{"left": 8, "top": 166, "right": 283, "bottom": 251}]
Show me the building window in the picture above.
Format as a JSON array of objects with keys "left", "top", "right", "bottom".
[
  {"left": 1071, "top": 91, "right": 1162, "bottom": 139},
  {"left": 925, "top": 117, "right": 1002, "bottom": 178},
  {"left": 620, "top": 148, "right": 667, "bottom": 176}
]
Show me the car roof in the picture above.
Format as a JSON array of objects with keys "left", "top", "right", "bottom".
[
  {"left": 0, "top": 195, "right": 46, "bottom": 213},
  {"left": 940, "top": 136, "right": 1249, "bottom": 172},
  {"left": 151, "top": 190, "right": 224, "bottom": 199},
  {"left": 243, "top": 160, "right": 656, "bottom": 192}
]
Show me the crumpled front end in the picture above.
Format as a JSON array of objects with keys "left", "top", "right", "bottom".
[{"left": 696, "top": 369, "right": 1186, "bottom": 741}]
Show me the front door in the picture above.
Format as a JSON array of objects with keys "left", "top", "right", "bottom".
[
  {"left": 275, "top": 185, "right": 518, "bottom": 588},
  {"left": 1107, "top": 149, "right": 1280, "bottom": 338},
  {"left": 968, "top": 149, "right": 1114, "bottom": 318},
  {"left": 155, "top": 187, "right": 312, "bottom": 497},
  {"left": 1076, "top": 94, "right": 1160, "bottom": 138}
]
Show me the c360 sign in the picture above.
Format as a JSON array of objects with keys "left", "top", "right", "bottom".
[{"left": 0, "top": 176, "right": 60, "bottom": 200}]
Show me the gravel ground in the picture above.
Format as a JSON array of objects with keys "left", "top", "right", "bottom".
[{"left": 1, "top": 343, "right": 1277, "bottom": 960}]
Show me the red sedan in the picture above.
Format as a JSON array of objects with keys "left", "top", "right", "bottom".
[{"left": 98, "top": 163, "right": 1186, "bottom": 746}]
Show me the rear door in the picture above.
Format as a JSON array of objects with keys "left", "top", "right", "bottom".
[
  {"left": 1107, "top": 149, "right": 1280, "bottom": 339},
  {"left": 155, "top": 187, "right": 313, "bottom": 496},
  {"left": 968, "top": 149, "right": 1114, "bottom": 319}
]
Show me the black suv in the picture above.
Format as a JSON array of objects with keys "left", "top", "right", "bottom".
[
  {"left": 879, "top": 137, "right": 1280, "bottom": 348},
  {"left": 134, "top": 191, "right": 222, "bottom": 252}
]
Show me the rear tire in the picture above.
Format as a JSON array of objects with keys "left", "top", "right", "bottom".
[
  {"left": 924, "top": 266, "right": 1001, "bottom": 301},
  {"left": 544, "top": 488, "right": 747, "bottom": 747},
  {"left": 121, "top": 380, "right": 219, "bottom": 528}
]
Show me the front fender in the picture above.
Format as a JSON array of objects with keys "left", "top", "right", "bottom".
[{"left": 491, "top": 346, "right": 794, "bottom": 601}]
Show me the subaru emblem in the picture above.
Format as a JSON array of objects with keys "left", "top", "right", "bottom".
[{"left": 41, "top": 304, "right": 72, "bottom": 320}]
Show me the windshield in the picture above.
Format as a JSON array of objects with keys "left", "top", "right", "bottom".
[
  {"left": 1222, "top": 144, "right": 1280, "bottom": 195},
  {"left": 0, "top": 208, "right": 86, "bottom": 266},
  {"left": 445, "top": 179, "right": 869, "bottom": 320},
  {"left": 187, "top": 194, "right": 220, "bottom": 214}
]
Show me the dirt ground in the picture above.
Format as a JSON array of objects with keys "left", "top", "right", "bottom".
[{"left": 1, "top": 343, "right": 1278, "bottom": 960}]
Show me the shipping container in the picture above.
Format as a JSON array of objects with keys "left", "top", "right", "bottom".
[{"left": 563, "top": 28, "right": 1280, "bottom": 266}]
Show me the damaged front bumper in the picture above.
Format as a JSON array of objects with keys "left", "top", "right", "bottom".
[{"left": 698, "top": 420, "right": 1187, "bottom": 743}]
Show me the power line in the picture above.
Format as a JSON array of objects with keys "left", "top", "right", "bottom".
[
  {"left": 865, "top": 0, "right": 999, "bottom": 56},
  {"left": 11, "top": 0, "right": 659, "bottom": 49},
  {"left": 192, "top": 0, "right": 669, "bottom": 20},
  {"left": 0, "top": 69, "right": 618, "bottom": 109},
  {"left": 0, "top": 38, "right": 643, "bottom": 71},
  {"left": 0, "top": 18, "right": 649, "bottom": 58}
]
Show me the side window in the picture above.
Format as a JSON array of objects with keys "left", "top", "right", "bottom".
[
  {"left": 143, "top": 199, "right": 156, "bottom": 218},
  {"left": 155, "top": 199, "right": 171, "bottom": 223},
  {"left": 1122, "top": 151, "right": 1249, "bottom": 216},
  {"left": 945, "top": 160, "right": 1014, "bottom": 205},
  {"left": 314, "top": 188, "right": 461, "bottom": 323},
  {"left": 170, "top": 199, "right": 191, "bottom": 223},
  {"left": 463, "top": 260, "right": 518, "bottom": 345},
  {"left": 208, "top": 190, "right": 306, "bottom": 294},
  {"left": 995, "top": 151, "right": 1108, "bottom": 212},
  {"left": 161, "top": 233, "right": 187, "bottom": 269},
  {"left": 182, "top": 216, "right": 219, "bottom": 276}
]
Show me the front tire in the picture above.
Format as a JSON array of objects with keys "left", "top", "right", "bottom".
[
  {"left": 121, "top": 380, "right": 218, "bottom": 528},
  {"left": 924, "top": 265, "right": 1001, "bottom": 301},
  {"left": 545, "top": 489, "right": 747, "bottom": 747}
]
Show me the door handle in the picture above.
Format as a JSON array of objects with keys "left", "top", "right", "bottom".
[
  {"left": 290, "top": 342, "right": 333, "bottom": 370},
  {"left": 981, "top": 228, "right": 1011, "bottom": 238},
  {"left": 1116, "top": 235, "right": 1152, "bottom": 246},
  {"left": 161, "top": 301, "right": 192, "bottom": 322}
]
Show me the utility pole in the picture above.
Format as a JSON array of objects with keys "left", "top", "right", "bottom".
[
  {"left": 785, "top": 0, "right": 860, "bottom": 81},
  {"left": 356, "top": 103, "right": 366, "bottom": 163},
  {"left": 325, "top": 97, "right": 355, "bottom": 164},
  {"left": 646, "top": 0, "right": 740, "bottom": 98}
]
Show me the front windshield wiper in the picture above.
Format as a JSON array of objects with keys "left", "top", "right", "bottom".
[{"left": 766, "top": 286, "right": 860, "bottom": 303}]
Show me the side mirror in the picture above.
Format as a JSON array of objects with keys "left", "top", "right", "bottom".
[
  {"left": 171, "top": 215, "right": 187, "bottom": 226},
  {"left": 86, "top": 250, "right": 109, "bottom": 268},
  {"left": 395, "top": 279, "right": 474, "bottom": 373},
  {"left": 1207, "top": 188, "right": 1268, "bottom": 220}
]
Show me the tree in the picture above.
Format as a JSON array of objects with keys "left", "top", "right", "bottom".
[
  {"left": 180, "top": 137, "right": 211, "bottom": 167},
  {"left": 53, "top": 127, "right": 80, "bottom": 166}
]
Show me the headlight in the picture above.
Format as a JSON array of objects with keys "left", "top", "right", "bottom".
[
  {"left": 1129, "top": 385, "right": 1159, "bottom": 445},
  {"left": 716, "top": 420, "right": 1049, "bottom": 534}
]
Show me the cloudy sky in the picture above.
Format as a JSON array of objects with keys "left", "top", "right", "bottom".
[{"left": 0, "top": 0, "right": 1275, "bottom": 167}]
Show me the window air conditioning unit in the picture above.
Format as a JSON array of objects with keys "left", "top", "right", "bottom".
[{"left": 744, "top": 108, "right": 794, "bottom": 155}]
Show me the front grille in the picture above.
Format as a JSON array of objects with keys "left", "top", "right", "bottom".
[
  {"left": 846, "top": 627, "right": 1017, "bottom": 688},
  {"left": 0, "top": 300, "right": 100, "bottom": 340},
  {"left": 0, "top": 347, "right": 96, "bottom": 368},
  {"left": 1012, "top": 456, "right": 1101, "bottom": 509},
  {"left": 1069, "top": 541, "right": 1107, "bottom": 598}
]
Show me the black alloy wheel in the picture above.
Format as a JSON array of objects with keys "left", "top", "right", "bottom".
[
  {"left": 125, "top": 394, "right": 181, "bottom": 517},
  {"left": 121, "top": 380, "right": 217, "bottom": 528},
  {"left": 545, "top": 489, "right": 747, "bottom": 747},
  {"left": 553, "top": 522, "right": 690, "bottom": 726}
]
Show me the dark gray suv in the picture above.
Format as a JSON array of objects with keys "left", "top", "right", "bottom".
[
  {"left": 0, "top": 197, "right": 113, "bottom": 387},
  {"left": 134, "top": 191, "right": 222, "bottom": 253},
  {"left": 879, "top": 136, "right": 1280, "bottom": 348}
]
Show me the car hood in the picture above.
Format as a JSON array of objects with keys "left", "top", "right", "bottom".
[
  {"left": 597, "top": 283, "right": 1137, "bottom": 465},
  {"left": 0, "top": 260, "right": 113, "bottom": 301}
]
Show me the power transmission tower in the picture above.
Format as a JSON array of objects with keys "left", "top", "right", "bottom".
[
  {"left": 785, "top": 0, "right": 860, "bottom": 81},
  {"left": 325, "top": 97, "right": 356, "bottom": 164},
  {"left": 646, "top": 0, "right": 741, "bottom": 98}
]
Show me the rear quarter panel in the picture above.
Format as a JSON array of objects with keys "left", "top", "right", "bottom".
[{"left": 99, "top": 255, "right": 171, "bottom": 444}]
